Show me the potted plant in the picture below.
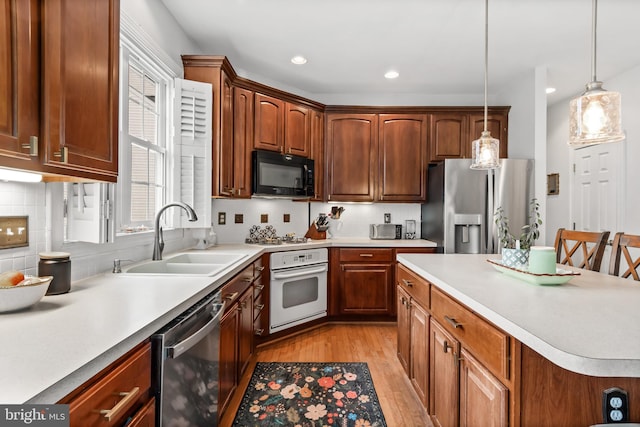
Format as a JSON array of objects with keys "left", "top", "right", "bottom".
[{"left": 494, "top": 198, "right": 542, "bottom": 267}]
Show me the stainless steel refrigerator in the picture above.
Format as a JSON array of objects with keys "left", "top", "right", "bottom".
[{"left": 421, "top": 158, "right": 534, "bottom": 254}]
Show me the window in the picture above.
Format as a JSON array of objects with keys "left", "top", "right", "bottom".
[{"left": 118, "top": 39, "right": 173, "bottom": 233}]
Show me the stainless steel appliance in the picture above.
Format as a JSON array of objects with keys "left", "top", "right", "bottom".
[
  {"left": 252, "top": 149, "right": 314, "bottom": 198},
  {"left": 421, "top": 158, "right": 534, "bottom": 254},
  {"left": 270, "top": 248, "right": 328, "bottom": 333},
  {"left": 152, "top": 291, "right": 225, "bottom": 426},
  {"left": 369, "top": 224, "right": 402, "bottom": 240}
]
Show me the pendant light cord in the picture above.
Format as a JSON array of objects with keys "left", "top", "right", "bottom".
[
  {"left": 591, "top": 0, "right": 598, "bottom": 82},
  {"left": 483, "top": 0, "right": 489, "bottom": 133}
]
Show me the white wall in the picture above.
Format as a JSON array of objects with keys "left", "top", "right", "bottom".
[{"left": 546, "top": 63, "right": 640, "bottom": 244}]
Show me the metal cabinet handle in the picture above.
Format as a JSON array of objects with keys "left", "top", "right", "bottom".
[
  {"left": 243, "top": 277, "right": 253, "bottom": 283},
  {"left": 255, "top": 328, "right": 264, "bottom": 336},
  {"left": 21, "top": 136, "right": 38, "bottom": 156},
  {"left": 443, "top": 340, "right": 452, "bottom": 353},
  {"left": 255, "top": 303, "right": 265, "bottom": 310},
  {"left": 255, "top": 266, "right": 265, "bottom": 272},
  {"left": 223, "top": 292, "right": 239, "bottom": 301},
  {"left": 359, "top": 253, "right": 374, "bottom": 257},
  {"left": 53, "top": 146, "right": 68, "bottom": 163},
  {"left": 401, "top": 279, "right": 414, "bottom": 287},
  {"left": 99, "top": 387, "right": 140, "bottom": 421},
  {"left": 444, "top": 315, "right": 463, "bottom": 329},
  {"left": 254, "top": 284, "right": 265, "bottom": 292}
]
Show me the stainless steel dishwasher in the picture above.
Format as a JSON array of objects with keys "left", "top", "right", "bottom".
[{"left": 152, "top": 291, "right": 225, "bottom": 426}]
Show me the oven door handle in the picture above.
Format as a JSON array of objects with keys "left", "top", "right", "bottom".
[
  {"left": 166, "top": 302, "right": 225, "bottom": 359},
  {"left": 272, "top": 265, "right": 327, "bottom": 280}
]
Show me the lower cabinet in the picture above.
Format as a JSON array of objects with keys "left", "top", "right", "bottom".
[
  {"left": 429, "top": 319, "right": 460, "bottom": 427},
  {"left": 61, "top": 342, "right": 154, "bottom": 427},
  {"left": 410, "top": 300, "right": 430, "bottom": 407},
  {"left": 396, "top": 286, "right": 411, "bottom": 374}
]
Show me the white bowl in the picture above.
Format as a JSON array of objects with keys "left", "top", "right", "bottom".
[{"left": 0, "top": 276, "right": 53, "bottom": 313}]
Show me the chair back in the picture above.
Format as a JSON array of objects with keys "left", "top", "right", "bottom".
[
  {"left": 554, "top": 228, "right": 610, "bottom": 271},
  {"left": 609, "top": 232, "right": 640, "bottom": 281}
]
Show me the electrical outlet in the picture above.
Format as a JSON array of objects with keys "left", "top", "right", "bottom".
[
  {"left": 603, "top": 387, "right": 628, "bottom": 423},
  {"left": 384, "top": 213, "right": 391, "bottom": 224},
  {"left": 217, "top": 212, "right": 226, "bottom": 225}
]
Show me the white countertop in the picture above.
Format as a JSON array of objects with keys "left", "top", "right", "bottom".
[
  {"left": 397, "top": 253, "right": 640, "bottom": 378},
  {"left": 1, "top": 238, "right": 434, "bottom": 404}
]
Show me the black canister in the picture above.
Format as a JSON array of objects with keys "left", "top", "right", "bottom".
[{"left": 39, "top": 252, "right": 71, "bottom": 295}]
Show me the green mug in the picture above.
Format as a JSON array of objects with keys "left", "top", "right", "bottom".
[{"left": 528, "top": 246, "right": 557, "bottom": 274}]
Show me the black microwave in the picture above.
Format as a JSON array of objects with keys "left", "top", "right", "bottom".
[{"left": 252, "top": 149, "right": 314, "bottom": 198}]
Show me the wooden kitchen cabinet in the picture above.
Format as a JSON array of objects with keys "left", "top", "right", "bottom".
[
  {"left": 378, "top": 114, "right": 428, "bottom": 202},
  {"left": 397, "top": 286, "right": 412, "bottom": 374},
  {"left": 183, "top": 56, "right": 245, "bottom": 197},
  {"left": 429, "top": 109, "right": 510, "bottom": 163},
  {"left": 237, "top": 288, "right": 254, "bottom": 377},
  {"left": 1, "top": 0, "right": 119, "bottom": 181},
  {"left": 430, "top": 319, "right": 460, "bottom": 427},
  {"left": 254, "top": 94, "right": 311, "bottom": 157},
  {"left": 410, "top": 300, "right": 430, "bottom": 407},
  {"left": 61, "top": 342, "right": 154, "bottom": 427},
  {"left": 253, "top": 255, "right": 267, "bottom": 338},
  {"left": 331, "top": 248, "right": 394, "bottom": 317},
  {"left": 309, "top": 108, "right": 324, "bottom": 200},
  {"left": 219, "top": 301, "right": 239, "bottom": 417},
  {"left": 0, "top": 0, "right": 40, "bottom": 172},
  {"left": 325, "top": 114, "right": 378, "bottom": 202},
  {"left": 41, "top": 0, "right": 119, "bottom": 181}
]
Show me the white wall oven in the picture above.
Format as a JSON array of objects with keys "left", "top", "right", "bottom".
[{"left": 270, "top": 248, "right": 328, "bottom": 333}]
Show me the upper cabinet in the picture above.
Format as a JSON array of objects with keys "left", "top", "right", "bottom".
[
  {"left": 1, "top": 0, "right": 120, "bottom": 181},
  {"left": 309, "top": 109, "right": 324, "bottom": 201},
  {"left": 325, "top": 114, "right": 378, "bottom": 202},
  {"left": 429, "top": 109, "right": 509, "bottom": 163},
  {"left": 325, "top": 112, "right": 428, "bottom": 203},
  {"left": 0, "top": 0, "right": 40, "bottom": 171},
  {"left": 378, "top": 114, "right": 428, "bottom": 202},
  {"left": 254, "top": 94, "right": 311, "bottom": 157}
]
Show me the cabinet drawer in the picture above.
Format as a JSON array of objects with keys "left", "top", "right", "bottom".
[
  {"left": 254, "top": 290, "right": 265, "bottom": 321},
  {"left": 221, "top": 264, "right": 254, "bottom": 310},
  {"left": 254, "top": 257, "right": 265, "bottom": 278},
  {"left": 431, "top": 287, "right": 510, "bottom": 382},
  {"left": 339, "top": 248, "right": 393, "bottom": 262},
  {"left": 253, "top": 275, "right": 264, "bottom": 299},
  {"left": 397, "top": 263, "right": 430, "bottom": 308},
  {"left": 67, "top": 343, "right": 152, "bottom": 427}
]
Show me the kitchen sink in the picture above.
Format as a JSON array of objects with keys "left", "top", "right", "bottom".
[{"left": 121, "top": 252, "right": 248, "bottom": 276}]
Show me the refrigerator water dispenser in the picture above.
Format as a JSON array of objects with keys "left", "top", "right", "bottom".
[{"left": 454, "top": 214, "right": 482, "bottom": 254}]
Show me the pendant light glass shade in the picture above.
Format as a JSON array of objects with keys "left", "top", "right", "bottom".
[
  {"left": 470, "top": 0, "right": 499, "bottom": 170},
  {"left": 470, "top": 131, "right": 500, "bottom": 170},
  {"left": 568, "top": 0, "right": 624, "bottom": 147}
]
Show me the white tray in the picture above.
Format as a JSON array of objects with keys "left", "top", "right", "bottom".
[{"left": 487, "top": 259, "right": 580, "bottom": 286}]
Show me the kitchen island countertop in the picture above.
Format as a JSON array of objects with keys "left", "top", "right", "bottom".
[{"left": 397, "top": 253, "right": 640, "bottom": 378}]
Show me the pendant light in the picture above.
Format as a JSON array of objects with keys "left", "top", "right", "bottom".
[
  {"left": 470, "top": 0, "right": 499, "bottom": 170},
  {"left": 568, "top": 0, "right": 624, "bottom": 147}
]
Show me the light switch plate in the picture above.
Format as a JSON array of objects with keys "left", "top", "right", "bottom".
[{"left": 0, "top": 216, "right": 29, "bottom": 249}]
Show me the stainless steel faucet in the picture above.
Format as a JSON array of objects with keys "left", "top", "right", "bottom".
[{"left": 152, "top": 202, "right": 198, "bottom": 260}]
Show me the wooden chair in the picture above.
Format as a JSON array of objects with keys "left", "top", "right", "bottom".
[
  {"left": 609, "top": 232, "right": 640, "bottom": 281},
  {"left": 554, "top": 228, "right": 610, "bottom": 271}
]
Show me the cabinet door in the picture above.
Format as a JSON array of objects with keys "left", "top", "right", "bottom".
[
  {"left": 326, "top": 114, "right": 378, "bottom": 202},
  {"left": 284, "top": 102, "right": 310, "bottom": 157},
  {"left": 219, "top": 307, "right": 239, "bottom": 417},
  {"left": 0, "top": 0, "right": 40, "bottom": 171},
  {"left": 429, "top": 113, "right": 468, "bottom": 162},
  {"left": 218, "top": 72, "right": 234, "bottom": 196},
  {"left": 468, "top": 113, "right": 509, "bottom": 158},
  {"left": 254, "top": 93, "right": 284, "bottom": 152},
  {"left": 233, "top": 86, "right": 253, "bottom": 198},
  {"left": 237, "top": 287, "right": 254, "bottom": 377},
  {"left": 42, "top": 0, "right": 119, "bottom": 181},
  {"left": 459, "top": 348, "right": 508, "bottom": 427},
  {"left": 378, "top": 114, "right": 428, "bottom": 202},
  {"left": 339, "top": 262, "right": 393, "bottom": 315},
  {"left": 310, "top": 109, "right": 324, "bottom": 200},
  {"left": 126, "top": 398, "right": 155, "bottom": 427},
  {"left": 396, "top": 286, "right": 411, "bottom": 375},
  {"left": 410, "top": 301, "right": 430, "bottom": 408},
  {"left": 430, "top": 319, "right": 459, "bottom": 427}
]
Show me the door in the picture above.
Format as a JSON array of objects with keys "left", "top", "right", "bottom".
[
  {"left": 254, "top": 93, "right": 284, "bottom": 152},
  {"left": 430, "top": 319, "right": 459, "bottom": 427},
  {"left": 218, "top": 72, "right": 234, "bottom": 196},
  {"left": 285, "top": 102, "right": 310, "bottom": 157},
  {"left": 339, "top": 262, "right": 393, "bottom": 315},
  {"left": 378, "top": 114, "right": 428, "bottom": 202},
  {"left": 233, "top": 86, "right": 253, "bottom": 198},
  {"left": 571, "top": 142, "right": 624, "bottom": 234},
  {"left": 429, "top": 113, "right": 467, "bottom": 162},
  {"left": 397, "top": 286, "right": 411, "bottom": 375}
]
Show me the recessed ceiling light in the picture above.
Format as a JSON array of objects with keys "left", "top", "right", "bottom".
[
  {"left": 384, "top": 70, "right": 399, "bottom": 79},
  {"left": 546, "top": 87, "right": 556, "bottom": 94},
  {"left": 291, "top": 55, "right": 307, "bottom": 65}
]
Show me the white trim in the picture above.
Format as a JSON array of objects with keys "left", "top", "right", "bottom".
[{"left": 120, "top": 11, "right": 182, "bottom": 78}]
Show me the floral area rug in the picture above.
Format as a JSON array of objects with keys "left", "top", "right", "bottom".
[{"left": 232, "top": 362, "right": 387, "bottom": 427}]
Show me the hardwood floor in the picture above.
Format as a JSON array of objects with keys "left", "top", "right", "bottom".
[{"left": 219, "top": 323, "right": 433, "bottom": 427}]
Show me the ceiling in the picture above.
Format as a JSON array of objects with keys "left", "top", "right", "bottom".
[{"left": 160, "top": 0, "right": 640, "bottom": 106}]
